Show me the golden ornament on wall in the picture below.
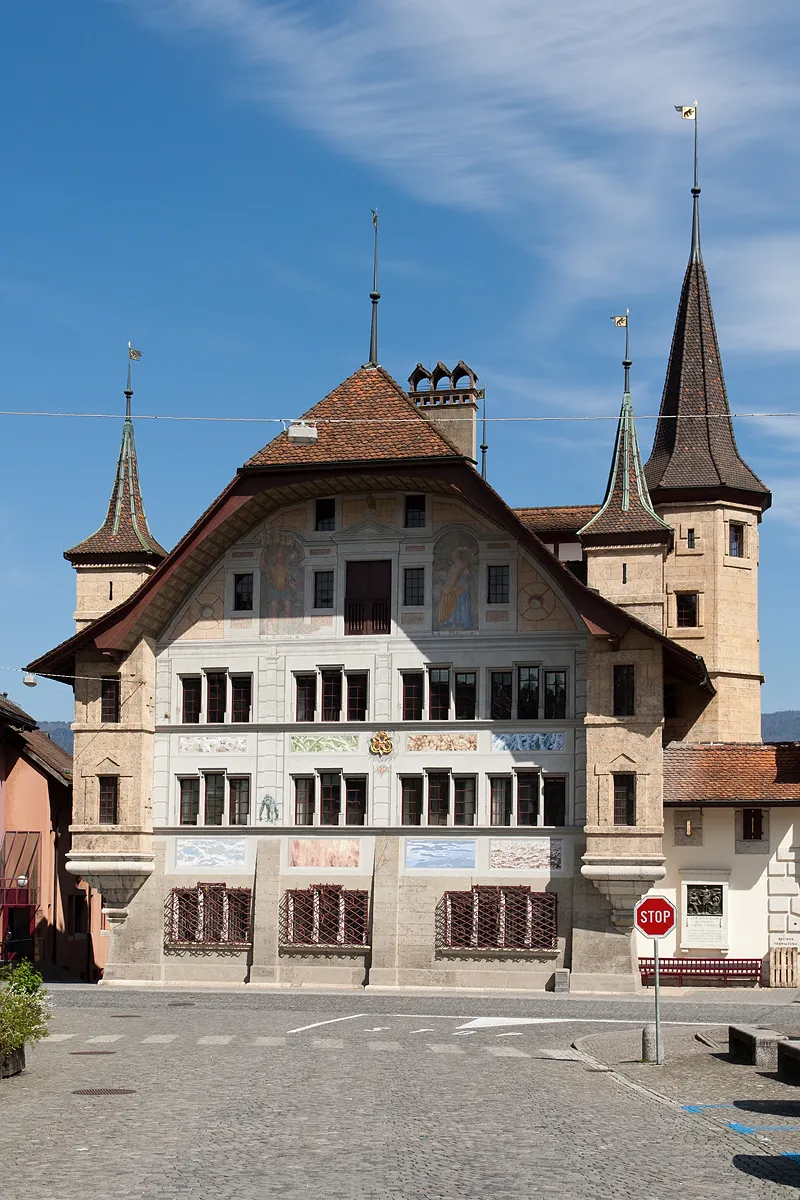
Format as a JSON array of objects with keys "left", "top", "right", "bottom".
[{"left": 369, "top": 730, "right": 393, "bottom": 756}]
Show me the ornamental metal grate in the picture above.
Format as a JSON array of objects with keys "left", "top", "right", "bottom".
[
  {"left": 165, "top": 884, "right": 252, "bottom": 948},
  {"left": 436, "top": 886, "right": 557, "bottom": 952},
  {"left": 280, "top": 884, "right": 369, "bottom": 949}
]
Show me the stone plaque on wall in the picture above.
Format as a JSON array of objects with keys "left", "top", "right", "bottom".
[
  {"left": 178, "top": 736, "right": 247, "bottom": 754},
  {"left": 682, "top": 883, "right": 727, "bottom": 949}
]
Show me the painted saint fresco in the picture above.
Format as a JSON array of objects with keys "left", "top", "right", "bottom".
[
  {"left": 261, "top": 531, "right": 304, "bottom": 632},
  {"left": 433, "top": 530, "right": 478, "bottom": 632}
]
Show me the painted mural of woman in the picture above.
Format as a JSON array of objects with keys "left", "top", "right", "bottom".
[{"left": 433, "top": 530, "right": 478, "bottom": 631}]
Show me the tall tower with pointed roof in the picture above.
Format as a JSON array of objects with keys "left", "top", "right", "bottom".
[
  {"left": 644, "top": 143, "right": 770, "bottom": 742},
  {"left": 65, "top": 377, "right": 166, "bottom": 629}
]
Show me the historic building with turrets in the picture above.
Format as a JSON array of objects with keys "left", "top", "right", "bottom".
[{"left": 30, "top": 170, "right": 800, "bottom": 991}]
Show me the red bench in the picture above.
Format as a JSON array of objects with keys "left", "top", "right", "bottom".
[{"left": 639, "top": 957, "right": 762, "bottom": 987}]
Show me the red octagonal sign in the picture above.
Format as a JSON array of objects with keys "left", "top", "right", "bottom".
[{"left": 634, "top": 895, "right": 677, "bottom": 939}]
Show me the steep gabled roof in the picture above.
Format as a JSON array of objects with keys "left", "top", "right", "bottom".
[
  {"left": 664, "top": 743, "right": 800, "bottom": 804},
  {"left": 244, "top": 364, "right": 463, "bottom": 468},
  {"left": 65, "top": 400, "right": 166, "bottom": 565},
  {"left": 18, "top": 730, "right": 72, "bottom": 786},
  {"left": 515, "top": 505, "right": 599, "bottom": 540},
  {"left": 0, "top": 692, "right": 37, "bottom": 731}
]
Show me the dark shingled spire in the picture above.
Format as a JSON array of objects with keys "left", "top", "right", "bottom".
[
  {"left": 65, "top": 380, "right": 166, "bottom": 566},
  {"left": 644, "top": 132, "right": 770, "bottom": 511}
]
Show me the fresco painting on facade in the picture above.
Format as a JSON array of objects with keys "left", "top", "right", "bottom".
[
  {"left": 433, "top": 530, "right": 478, "bottom": 631},
  {"left": 407, "top": 733, "right": 478, "bottom": 752},
  {"left": 258, "top": 794, "right": 281, "bottom": 824},
  {"left": 492, "top": 732, "right": 566, "bottom": 752},
  {"left": 289, "top": 839, "right": 360, "bottom": 868},
  {"left": 175, "top": 838, "right": 248, "bottom": 869},
  {"left": 405, "top": 840, "right": 477, "bottom": 869},
  {"left": 290, "top": 734, "right": 360, "bottom": 753},
  {"left": 172, "top": 568, "right": 225, "bottom": 641},
  {"left": 490, "top": 839, "right": 563, "bottom": 871},
  {"left": 178, "top": 736, "right": 248, "bottom": 754},
  {"left": 261, "top": 531, "right": 304, "bottom": 632}
]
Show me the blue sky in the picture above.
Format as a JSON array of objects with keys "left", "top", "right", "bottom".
[{"left": 2, "top": 0, "right": 799, "bottom": 721}]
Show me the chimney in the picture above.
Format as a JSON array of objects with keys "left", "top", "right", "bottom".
[{"left": 408, "top": 361, "right": 479, "bottom": 461}]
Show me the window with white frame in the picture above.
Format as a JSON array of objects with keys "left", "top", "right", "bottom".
[
  {"left": 178, "top": 774, "right": 251, "bottom": 826},
  {"left": 293, "top": 668, "right": 369, "bottom": 722},
  {"left": 292, "top": 773, "right": 368, "bottom": 826},
  {"left": 400, "top": 773, "right": 476, "bottom": 827},
  {"left": 490, "top": 773, "right": 568, "bottom": 827},
  {"left": 180, "top": 671, "right": 253, "bottom": 724}
]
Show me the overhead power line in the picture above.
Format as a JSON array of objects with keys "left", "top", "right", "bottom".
[{"left": 0, "top": 409, "right": 796, "bottom": 424}]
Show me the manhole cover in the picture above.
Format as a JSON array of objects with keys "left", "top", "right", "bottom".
[
  {"left": 72, "top": 1088, "right": 136, "bottom": 1096},
  {"left": 70, "top": 1051, "right": 116, "bottom": 1056}
]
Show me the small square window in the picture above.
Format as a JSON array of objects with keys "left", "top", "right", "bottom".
[
  {"left": 233, "top": 573, "right": 254, "bottom": 611},
  {"left": 487, "top": 565, "right": 510, "bottom": 605},
  {"left": 676, "top": 593, "right": 699, "bottom": 628},
  {"left": 613, "top": 774, "right": 636, "bottom": 826},
  {"left": 742, "top": 808, "right": 764, "bottom": 841},
  {"left": 315, "top": 499, "right": 336, "bottom": 532},
  {"left": 404, "top": 567, "right": 425, "bottom": 607},
  {"left": 729, "top": 523, "right": 745, "bottom": 558},
  {"left": 98, "top": 776, "right": 119, "bottom": 825},
  {"left": 314, "top": 571, "right": 335, "bottom": 609},
  {"left": 405, "top": 495, "right": 426, "bottom": 528},
  {"left": 686, "top": 528, "right": 696, "bottom": 550}
]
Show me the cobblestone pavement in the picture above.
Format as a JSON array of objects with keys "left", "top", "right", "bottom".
[{"left": 3, "top": 994, "right": 800, "bottom": 1198}]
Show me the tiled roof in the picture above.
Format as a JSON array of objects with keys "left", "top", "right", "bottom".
[
  {"left": 66, "top": 411, "right": 166, "bottom": 564},
  {"left": 644, "top": 248, "right": 771, "bottom": 509},
  {"left": 514, "top": 505, "right": 599, "bottom": 538},
  {"left": 664, "top": 743, "right": 800, "bottom": 804},
  {"left": 0, "top": 692, "right": 37, "bottom": 731},
  {"left": 19, "top": 730, "right": 72, "bottom": 784},
  {"left": 244, "top": 365, "right": 463, "bottom": 468},
  {"left": 579, "top": 391, "right": 672, "bottom": 543}
]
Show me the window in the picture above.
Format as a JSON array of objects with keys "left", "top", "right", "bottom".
[
  {"left": 454, "top": 777, "right": 476, "bottom": 826},
  {"left": 206, "top": 672, "right": 227, "bottom": 723},
  {"left": 315, "top": 498, "right": 336, "bottom": 531},
  {"left": 543, "top": 777, "right": 566, "bottom": 826},
  {"left": 321, "top": 670, "right": 342, "bottom": 722},
  {"left": 345, "top": 778, "right": 367, "bottom": 825},
  {"left": 229, "top": 778, "right": 250, "bottom": 826},
  {"left": 613, "top": 774, "right": 636, "bottom": 826},
  {"left": 613, "top": 665, "right": 635, "bottom": 718},
  {"left": 182, "top": 677, "right": 202, "bottom": 724},
  {"left": 544, "top": 671, "right": 566, "bottom": 720},
  {"left": 429, "top": 669, "right": 450, "bottom": 720},
  {"left": 404, "top": 495, "right": 426, "bottom": 528},
  {"left": 179, "top": 778, "right": 200, "bottom": 825},
  {"left": 742, "top": 808, "right": 764, "bottom": 841},
  {"left": 517, "top": 667, "right": 539, "bottom": 719},
  {"left": 687, "top": 528, "right": 696, "bottom": 549},
  {"left": 402, "top": 672, "right": 424, "bottom": 721},
  {"left": 296, "top": 675, "right": 316, "bottom": 722},
  {"left": 490, "top": 671, "right": 512, "bottom": 720},
  {"left": 101, "top": 677, "right": 121, "bottom": 723},
  {"left": 233, "top": 573, "right": 254, "bottom": 611},
  {"left": 676, "top": 593, "right": 699, "bottom": 628},
  {"left": 294, "top": 777, "right": 315, "bottom": 825},
  {"left": 437, "top": 887, "right": 557, "bottom": 952},
  {"left": 67, "top": 892, "right": 89, "bottom": 937},
  {"left": 487, "top": 565, "right": 510, "bottom": 605},
  {"left": 490, "top": 778, "right": 513, "bottom": 826},
  {"left": 314, "top": 571, "right": 334, "bottom": 609},
  {"left": 401, "top": 777, "right": 423, "bottom": 825},
  {"left": 98, "top": 776, "right": 119, "bottom": 825},
  {"left": 345, "top": 560, "right": 391, "bottom": 635},
  {"left": 346, "top": 673, "right": 368, "bottom": 721},
  {"left": 167, "top": 885, "right": 252, "bottom": 947},
  {"left": 622, "top": 562, "right": 627, "bottom": 585},
  {"left": 729, "top": 523, "right": 745, "bottom": 558},
  {"left": 454, "top": 672, "right": 476, "bottom": 720},
  {"left": 403, "top": 567, "right": 425, "bottom": 607},
  {"left": 517, "top": 772, "right": 539, "bottom": 826},
  {"left": 428, "top": 773, "right": 450, "bottom": 826},
  {"left": 281, "top": 885, "right": 369, "bottom": 948},
  {"left": 231, "top": 676, "right": 252, "bottom": 723},
  {"left": 320, "top": 773, "right": 341, "bottom": 825},
  {"left": 204, "top": 773, "right": 225, "bottom": 826}
]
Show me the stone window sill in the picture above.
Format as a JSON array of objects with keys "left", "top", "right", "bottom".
[
  {"left": 278, "top": 943, "right": 369, "bottom": 956},
  {"left": 436, "top": 947, "right": 559, "bottom": 960}
]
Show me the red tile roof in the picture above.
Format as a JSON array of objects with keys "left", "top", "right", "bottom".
[
  {"left": 664, "top": 743, "right": 800, "bottom": 804},
  {"left": 244, "top": 365, "right": 463, "bottom": 468},
  {"left": 514, "top": 505, "right": 599, "bottom": 538},
  {"left": 19, "top": 730, "right": 72, "bottom": 785},
  {"left": 0, "top": 692, "right": 37, "bottom": 730}
]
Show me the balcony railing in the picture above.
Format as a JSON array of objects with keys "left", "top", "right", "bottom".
[
  {"left": 0, "top": 879, "right": 37, "bottom": 908},
  {"left": 344, "top": 598, "right": 390, "bottom": 635}
]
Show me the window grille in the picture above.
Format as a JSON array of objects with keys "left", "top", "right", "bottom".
[
  {"left": 206, "top": 672, "right": 227, "bottom": 723},
  {"left": 314, "top": 571, "right": 334, "bottom": 609},
  {"left": 729, "top": 522, "right": 745, "bottom": 558},
  {"left": 487, "top": 565, "right": 510, "bottom": 604},
  {"left": 233, "top": 573, "right": 254, "bottom": 611},
  {"left": 402, "top": 673, "right": 424, "bottom": 721},
  {"left": 165, "top": 884, "right": 252, "bottom": 947},
  {"left": 403, "top": 567, "right": 425, "bottom": 606},
  {"left": 436, "top": 886, "right": 557, "bottom": 952},
  {"left": 231, "top": 676, "right": 252, "bottom": 723},
  {"left": 676, "top": 593, "right": 698, "bottom": 627},
  {"left": 687, "top": 528, "right": 696, "bottom": 549},
  {"left": 182, "top": 677, "right": 202, "bottom": 724},
  {"left": 100, "top": 677, "right": 121, "bottom": 723},
  {"left": 280, "top": 884, "right": 369, "bottom": 949},
  {"left": 544, "top": 670, "right": 566, "bottom": 719},
  {"left": 454, "top": 672, "right": 476, "bottom": 720},
  {"left": 98, "top": 776, "right": 119, "bottom": 825}
]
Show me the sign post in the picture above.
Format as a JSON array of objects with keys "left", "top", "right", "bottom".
[{"left": 634, "top": 895, "right": 677, "bottom": 1065}]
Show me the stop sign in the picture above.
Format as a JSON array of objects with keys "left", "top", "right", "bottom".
[{"left": 635, "top": 895, "right": 677, "bottom": 939}]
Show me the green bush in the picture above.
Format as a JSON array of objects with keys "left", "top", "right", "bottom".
[{"left": 0, "top": 964, "right": 51, "bottom": 1055}]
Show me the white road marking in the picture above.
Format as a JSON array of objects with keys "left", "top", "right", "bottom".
[
  {"left": 197, "top": 1035, "right": 233, "bottom": 1045},
  {"left": 496, "top": 1032, "right": 524, "bottom": 1037},
  {"left": 44, "top": 1033, "right": 75, "bottom": 1043},
  {"left": 458, "top": 1017, "right": 728, "bottom": 1030},
  {"left": 484, "top": 1046, "right": 531, "bottom": 1058},
  {"left": 86, "top": 1035, "right": 123, "bottom": 1044},
  {"left": 141, "top": 1035, "right": 178, "bottom": 1044},
  {"left": 428, "top": 1044, "right": 465, "bottom": 1054},
  {"left": 410, "top": 1028, "right": 436, "bottom": 1033},
  {"left": 287, "top": 1014, "right": 365, "bottom": 1034},
  {"left": 362, "top": 1027, "right": 390, "bottom": 1032},
  {"left": 255, "top": 1036, "right": 287, "bottom": 1046},
  {"left": 312, "top": 1038, "right": 344, "bottom": 1048},
  {"left": 452, "top": 1031, "right": 475, "bottom": 1036}
]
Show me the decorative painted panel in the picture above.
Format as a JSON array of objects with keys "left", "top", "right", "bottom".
[
  {"left": 433, "top": 530, "right": 478, "bottom": 631},
  {"left": 176, "top": 838, "right": 247, "bottom": 869},
  {"left": 289, "top": 839, "right": 360, "bottom": 868},
  {"left": 290, "top": 734, "right": 360, "bottom": 753},
  {"left": 172, "top": 568, "right": 225, "bottom": 641},
  {"left": 407, "top": 733, "right": 478, "bottom": 752},
  {"left": 258, "top": 794, "right": 281, "bottom": 824},
  {"left": 261, "top": 530, "right": 305, "bottom": 633},
  {"left": 178, "top": 736, "right": 248, "bottom": 754},
  {"left": 490, "top": 839, "right": 563, "bottom": 871},
  {"left": 491, "top": 732, "right": 565, "bottom": 752},
  {"left": 405, "top": 839, "right": 476, "bottom": 869}
]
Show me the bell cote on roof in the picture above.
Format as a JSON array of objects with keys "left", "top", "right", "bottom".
[{"left": 408, "top": 361, "right": 480, "bottom": 461}]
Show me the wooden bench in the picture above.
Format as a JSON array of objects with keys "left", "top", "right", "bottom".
[{"left": 639, "top": 957, "right": 762, "bottom": 987}]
